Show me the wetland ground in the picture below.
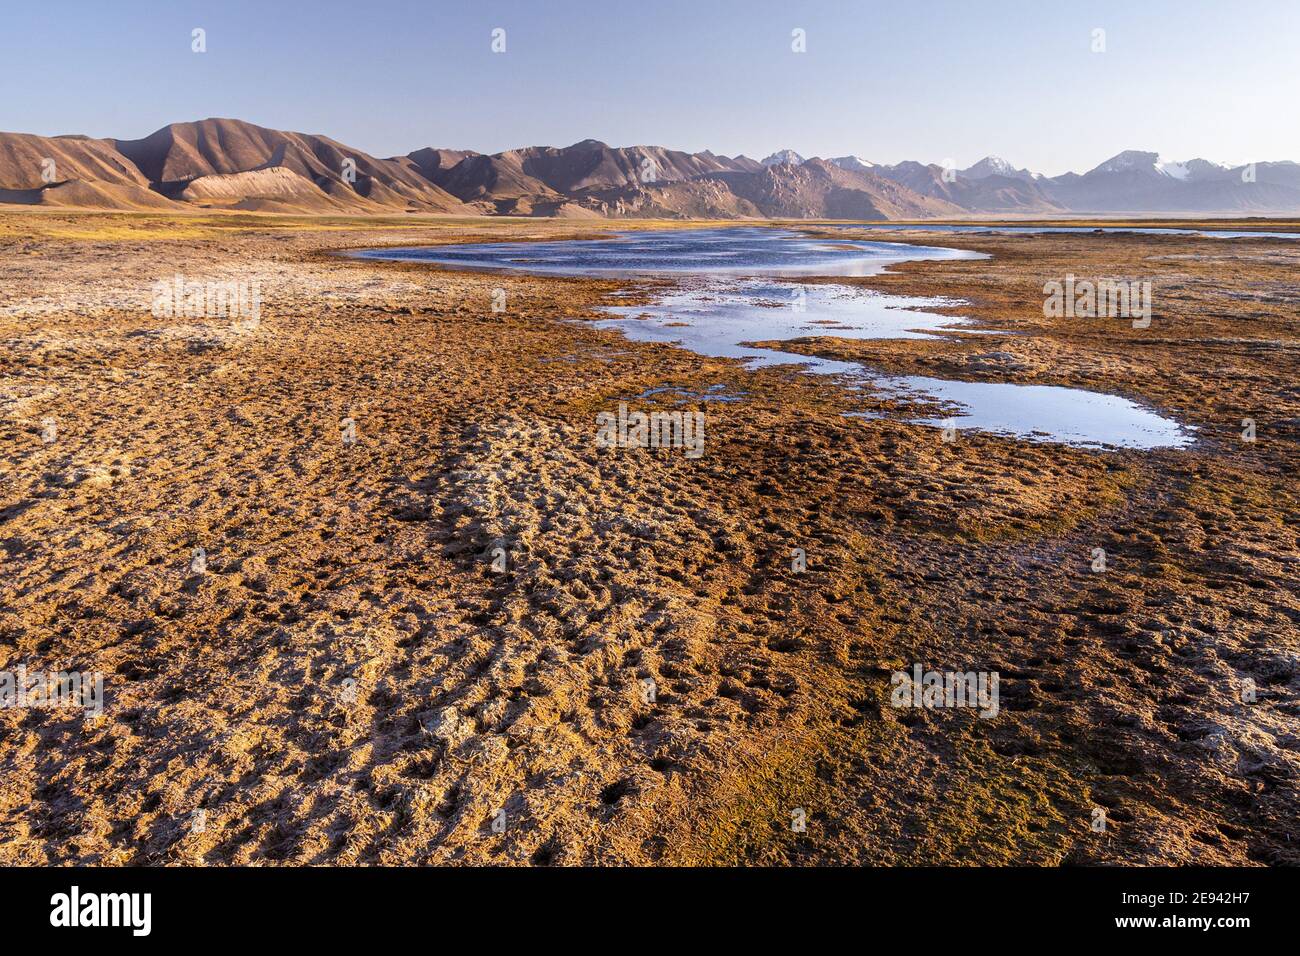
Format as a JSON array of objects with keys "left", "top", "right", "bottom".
[{"left": 0, "top": 211, "right": 1296, "bottom": 865}]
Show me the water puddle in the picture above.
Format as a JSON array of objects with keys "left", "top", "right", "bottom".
[
  {"left": 633, "top": 384, "right": 749, "bottom": 403},
  {"left": 853, "top": 376, "right": 1193, "bottom": 450},
  {"left": 357, "top": 227, "right": 1195, "bottom": 450}
]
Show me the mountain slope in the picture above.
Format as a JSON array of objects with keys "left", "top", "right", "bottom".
[
  {"left": 423, "top": 140, "right": 891, "bottom": 217},
  {"left": 516, "top": 140, "right": 752, "bottom": 192},
  {"left": 961, "top": 155, "right": 1035, "bottom": 182},
  {"left": 695, "top": 160, "right": 964, "bottom": 219},
  {"left": 111, "top": 118, "right": 470, "bottom": 213},
  {"left": 874, "top": 161, "right": 1064, "bottom": 213},
  {"left": 0, "top": 132, "right": 152, "bottom": 189},
  {"left": 0, "top": 131, "right": 182, "bottom": 210},
  {"left": 829, "top": 156, "right": 877, "bottom": 174},
  {"left": 401, "top": 147, "right": 478, "bottom": 186}
]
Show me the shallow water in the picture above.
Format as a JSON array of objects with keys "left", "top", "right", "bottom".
[
  {"left": 350, "top": 226, "right": 984, "bottom": 276},
  {"left": 358, "top": 228, "right": 1194, "bottom": 450},
  {"left": 603, "top": 278, "right": 1194, "bottom": 449},
  {"left": 598, "top": 279, "right": 983, "bottom": 374},
  {"left": 859, "top": 376, "right": 1193, "bottom": 450},
  {"left": 828, "top": 224, "right": 1300, "bottom": 240}
]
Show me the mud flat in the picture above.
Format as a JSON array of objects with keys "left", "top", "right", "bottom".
[{"left": 0, "top": 211, "right": 1296, "bottom": 865}]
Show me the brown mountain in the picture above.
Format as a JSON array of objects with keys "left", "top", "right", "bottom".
[
  {"left": 575, "top": 178, "right": 766, "bottom": 219},
  {"left": 624, "top": 159, "right": 972, "bottom": 221},
  {"left": 431, "top": 151, "right": 559, "bottom": 212},
  {"left": 0, "top": 118, "right": 473, "bottom": 213},
  {"left": 512, "top": 140, "right": 755, "bottom": 192},
  {"left": 402, "top": 147, "right": 479, "bottom": 184},
  {"left": 10, "top": 117, "right": 1292, "bottom": 218},
  {"left": 426, "top": 139, "right": 765, "bottom": 216},
  {"left": 715, "top": 158, "right": 966, "bottom": 219},
  {"left": 0, "top": 131, "right": 180, "bottom": 210},
  {"left": 112, "top": 118, "right": 470, "bottom": 213},
  {"left": 0, "top": 118, "right": 1047, "bottom": 218},
  {"left": 424, "top": 144, "right": 962, "bottom": 220}
]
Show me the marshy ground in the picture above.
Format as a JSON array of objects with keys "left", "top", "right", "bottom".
[{"left": 0, "top": 211, "right": 1296, "bottom": 865}]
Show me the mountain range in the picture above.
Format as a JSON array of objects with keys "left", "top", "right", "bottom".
[{"left": 3, "top": 118, "right": 1299, "bottom": 218}]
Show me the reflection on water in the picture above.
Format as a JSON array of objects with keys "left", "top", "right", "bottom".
[
  {"left": 859, "top": 376, "right": 1193, "bottom": 450},
  {"left": 350, "top": 227, "right": 985, "bottom": 276},
  {"left": 597, "top": 279, "right": 981, "bottom": 374}
]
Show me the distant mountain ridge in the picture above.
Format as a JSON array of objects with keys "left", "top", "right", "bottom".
[{"left": 2, "top": 118, "right": 1298, "bottom": 217}]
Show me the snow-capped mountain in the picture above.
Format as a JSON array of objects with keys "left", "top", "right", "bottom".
[
  {"left": 960, "top": 155, "right": 1036, "bottom": 182},
  {"left": 1155, "top": 158, "right": 1191, "bottom": 181},
  {"left": 1042, "top": 150, "right": 1300, "bottom": 212},
  {"left": 1091, "top": 149, "right": 1164, "bottom": 175},
  {"left": 829, "top": 155, "right": 876, "bottom": 173},
  {"left": 1094, "top": 152, "right": 1228, "bottom": 182},
  {"left": 760, "top": 149, "right": 805, "bottom": 167}
]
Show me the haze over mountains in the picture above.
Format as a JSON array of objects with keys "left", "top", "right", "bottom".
[{"left": 3, "top": 118, "right": 1299, "bottom": 218}]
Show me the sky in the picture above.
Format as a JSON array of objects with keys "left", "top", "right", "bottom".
[{"left": 2, "top": 0, "right": 1297, "bottom": 176}]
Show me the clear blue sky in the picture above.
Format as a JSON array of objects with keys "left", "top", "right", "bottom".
[{"left": 2, "top": 0, "right": 1296, "bottom": 175}]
